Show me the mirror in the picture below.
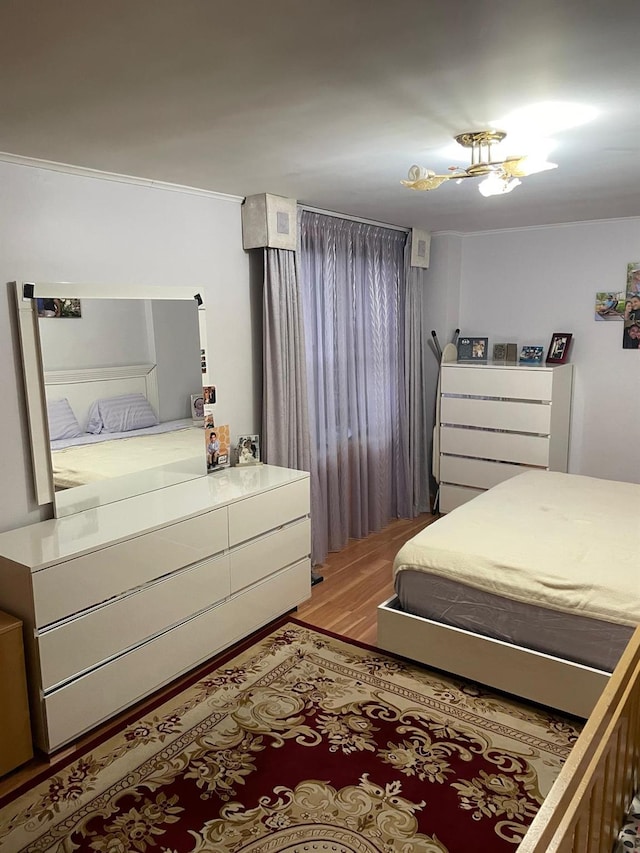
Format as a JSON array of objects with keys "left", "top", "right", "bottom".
[{"left": 16, "top": 282, "right": 208, "bottom": 517}]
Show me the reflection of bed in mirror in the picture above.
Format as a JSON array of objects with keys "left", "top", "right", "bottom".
[{"left": 45, "top": 364, "right": 203, "bottom": 491}]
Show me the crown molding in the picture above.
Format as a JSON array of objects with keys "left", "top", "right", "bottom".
[
  {"left": 439, "top": 215, "right": 640, "bottom": 238},
  {"left": 0, "top": 151, "right": 243, "bottom": 203}
]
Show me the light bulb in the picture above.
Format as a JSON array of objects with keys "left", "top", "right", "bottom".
[
  {"left": 478, "top": 174, "right": 522, "bottom": 197},
  {"left": 407, "top": 165, "right": 435, "bottom": 181},
  {"left": 511, "top": 156, "right": 558, "bottom": 177}
]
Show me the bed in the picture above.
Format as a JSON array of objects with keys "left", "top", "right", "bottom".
[
  {"left": 378, "top": 469, "right": 640, "bottom": 717},
  {"left": 378, "top": 469, "right": 640, "bottom": 850}
]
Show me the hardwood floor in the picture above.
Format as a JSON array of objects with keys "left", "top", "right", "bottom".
[
  {"left": 0, "top": 513, "right": 436, "bottom": 801},
  {"left": 297, "top": 512, "right": 436, "bottom": 645}
]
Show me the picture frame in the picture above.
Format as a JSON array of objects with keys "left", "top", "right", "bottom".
[
  {"left": 205, "top": 424, "right": 230, "bottom": 472},
  {"left": 595, "top": 292, "right": 624, "bottom": 321},
  {"left": 546, "top": 333, "right": 572, "bottom": 364},
  {"left": 519, "top": 345, "right": 544, "bottom": 365},
  {"left": 493, "top": 342, "right": 506, "bottom": 362},
  {"left": 236, "top": 434, "right": 261, "bottom": 466},
  {"left": 505, "top": 343, "right": 518, "bottom": 363},
  {"left": 202, "top": 385, "right": 216, "bottom": 405},
  {"left": 457, "top": 336, "right": 488, "bottom": 362}
]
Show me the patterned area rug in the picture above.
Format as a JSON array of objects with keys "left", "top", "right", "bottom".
[{"left": 0, "top": 620, "right": 581, "bottom": 853}]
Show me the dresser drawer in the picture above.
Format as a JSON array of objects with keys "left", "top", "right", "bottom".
[
  {"left": 225, "top": 558, "right": 311, "bottom": 640},
  {"left": 41, "top": 559, "right": 311, "bottom": 751},
  {"left": 37, "top": 553, "right": 230, "bottom": 691},
  {"left": 440, "top": 396, "right": 551, "bottom": 434},
  {"left": 230, "top": 518, "right": 310, "bottom": 593},
  {"left": 440, "top": 484, "right": 484, "bottom": 513},
  {"left": 42, "top": 598, "right": 231, "bottom": 751},
  {"left": 440, "top": 426, "right": 550, "bottom": 467},
  {"left": 228, "top": 477, "right": 310, "bottom": 546},
  {"left": 441, "top": 366, "right": 553, "bottom": 401},
  {"left": 32, "top": 508, "right": 228, "bottom": 627},
  {"left": 440, "top": 455, "right": 528, "bottom": 490}
]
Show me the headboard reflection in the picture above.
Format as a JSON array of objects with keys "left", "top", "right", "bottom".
[{"left": 15, "top": 282, "right": 207, "bottom": 517}]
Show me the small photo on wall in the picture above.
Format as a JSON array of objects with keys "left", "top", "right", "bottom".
[
  {"left": 623, "top": 320, "right": 640, "bottom": 349},
  {"left": 594, "top": 292, "right": 625, "bottom": 321},
  {"left": 626, "top": 262, "right": 640, "bottom": 297},
  {"left": 205, "top": 424, "right": 230, "bottom": 472},
  {"left": 203, "top": 385, "right": 216, "bottom": 405},
  {"left": 624, "top": 293, "right": 640, "bottom": 325}
]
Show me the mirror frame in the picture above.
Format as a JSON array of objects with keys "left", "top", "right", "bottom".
[{"left": 15, "top": 281, "right": 206, "bottom": 513}]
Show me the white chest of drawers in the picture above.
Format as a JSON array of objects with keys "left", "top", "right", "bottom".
[
  {"left": 0, "top": 465, "right": 311, "bottom": 752},
  {"left": 439, "top": 362, "right": 573, "bottom": 513}
]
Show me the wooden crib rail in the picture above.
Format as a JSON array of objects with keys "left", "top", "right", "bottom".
[{"left": 518, "top": 625, "right": 640, "bottom": 853}]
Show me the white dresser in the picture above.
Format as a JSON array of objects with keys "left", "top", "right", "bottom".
[
  {"left": 0, "top": 465, "right": 311, "bottom": 753},
  {"left": 439, "top": 362, "right": 573, "bottom": 513}
]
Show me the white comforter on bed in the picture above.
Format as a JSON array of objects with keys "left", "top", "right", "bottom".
[
  {"left": 394, "top": 470, "right": 640, "bottom": 627},
  {"left": 52, "top": 424, "right": 203, "bottom": 488}
]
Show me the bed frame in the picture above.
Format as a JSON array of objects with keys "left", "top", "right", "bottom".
[
  {"left": 518, "top": 624, "right": 640, "bottom": 852},
  {"left": 377, "top": 596, "right": 610, "bottom": 718}
]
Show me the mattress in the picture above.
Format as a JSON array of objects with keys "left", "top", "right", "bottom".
[
  {"left": 394, "top": 470, "right": 640, "bottom": 671},
  {"left": 51, "top": 424, "right": 203, "bottom": 489},
  {"left": 395, "top": 570, "right": 632, "bottom": 672}
]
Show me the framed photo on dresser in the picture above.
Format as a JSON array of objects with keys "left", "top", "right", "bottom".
[
  {"left": 457, "top": 336, "right": 488, "bottom": 362},
  {"left": 190, "top": 393, "right": 204, "bottom": 421},
  {"left": 236, "top": 434, "right": 261, "bottom": 466},
  {"left": 519, "top": 345, "right": 544, "bottom": 365},
  {"left": 546, "top": 333, "right": 572, "bottom": 364},
  {"left": 493, "top": 343, "right": 506, "bottom": 362}
]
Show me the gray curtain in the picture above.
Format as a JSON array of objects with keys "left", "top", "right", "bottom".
[
  {"left": 403, "top": 235, "right": 432, "bottom": 515},
  {"left": 262, "top": 247, "right": 311, "bottom": 474},
  {"left": 298, "top": 211, "right": 410, "bottom": 565}
]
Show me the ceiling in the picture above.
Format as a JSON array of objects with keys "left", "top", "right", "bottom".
[{"left": 1, "top": 0, "right": 639, "bottom": 233}]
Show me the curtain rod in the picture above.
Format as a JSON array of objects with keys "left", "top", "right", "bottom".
[{"left": 299, "top": 204, "right": 409, "bottom": 233}]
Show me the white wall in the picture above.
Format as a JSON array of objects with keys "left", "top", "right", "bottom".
[
  {"left": 0, "top": 160, "right": 257, "bottom": 533},
  {"left": 456, "top": 218, "right": 640, "bottom": 483}
]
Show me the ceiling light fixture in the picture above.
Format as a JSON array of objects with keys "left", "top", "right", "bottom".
[{"left": 402, "top": 130, "right": 557, "bottom": 197}]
